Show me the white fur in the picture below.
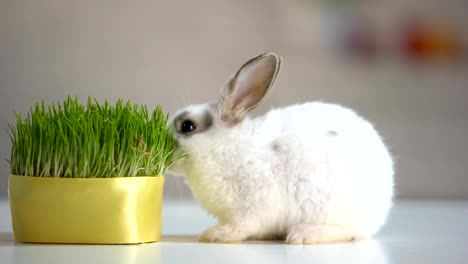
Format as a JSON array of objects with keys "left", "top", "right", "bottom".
[
  {"left": 170, "top": 102, "right": 393, "bottom": 243},
  {"left": 169, "top": 53, "right": 393, "bottom": 244}
]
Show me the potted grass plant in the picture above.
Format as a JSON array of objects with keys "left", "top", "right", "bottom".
[{"left": 7, "top": 97, "right": 175, "bottom": 244}]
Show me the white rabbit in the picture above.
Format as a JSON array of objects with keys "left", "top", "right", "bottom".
[{"left": 169, "top": 53, "right": 394, "bottom": 244}]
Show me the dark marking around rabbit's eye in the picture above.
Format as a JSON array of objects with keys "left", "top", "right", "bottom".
[
  {"left": 173, "top": 111, "right": 189, "bottom": 127},
  {"left": 174, "top": 110, "right": 214, "bottom": 136},
  {"left": 202, "top": 111, "right": 213, "bottom": 128},
  {"left": 327, "top": 130, "right": 338, "bottom": 137}
]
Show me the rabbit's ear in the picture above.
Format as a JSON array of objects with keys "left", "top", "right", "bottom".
[{"left": 218, "top": 53, "right": 281, "bottom": 123}]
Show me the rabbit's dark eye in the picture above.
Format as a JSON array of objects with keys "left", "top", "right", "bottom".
[{"left": 181, "top": 120, "right": 197, "bottom": 133}]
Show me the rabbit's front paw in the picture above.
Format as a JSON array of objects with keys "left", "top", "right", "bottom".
[
  {"left": 198, "top": 224, "right": 248, "bottom": 243},
  {"left": 286, "top": 224, "right": 353, "bottom": 245}
]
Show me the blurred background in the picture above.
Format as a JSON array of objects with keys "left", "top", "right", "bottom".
[{"left": 0, "top": 0, "right": 467, "bottom": 200}]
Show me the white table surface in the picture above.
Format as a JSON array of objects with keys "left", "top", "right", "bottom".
[{"left": 1, "top": 199, "right": 467, "bottom": 264}]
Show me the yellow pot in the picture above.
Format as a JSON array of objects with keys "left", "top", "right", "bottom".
[{"left": 8, "top": 175, "right": 164, "bottom": 244}]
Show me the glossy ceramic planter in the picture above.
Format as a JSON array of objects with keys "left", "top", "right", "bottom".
[{"left": 8, "top": 175, "right": 164, "bottom": 244}]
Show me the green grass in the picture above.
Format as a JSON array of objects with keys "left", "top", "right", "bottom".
[{"left": 8, "top": 96, "right": 175, "bottom": 178}]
